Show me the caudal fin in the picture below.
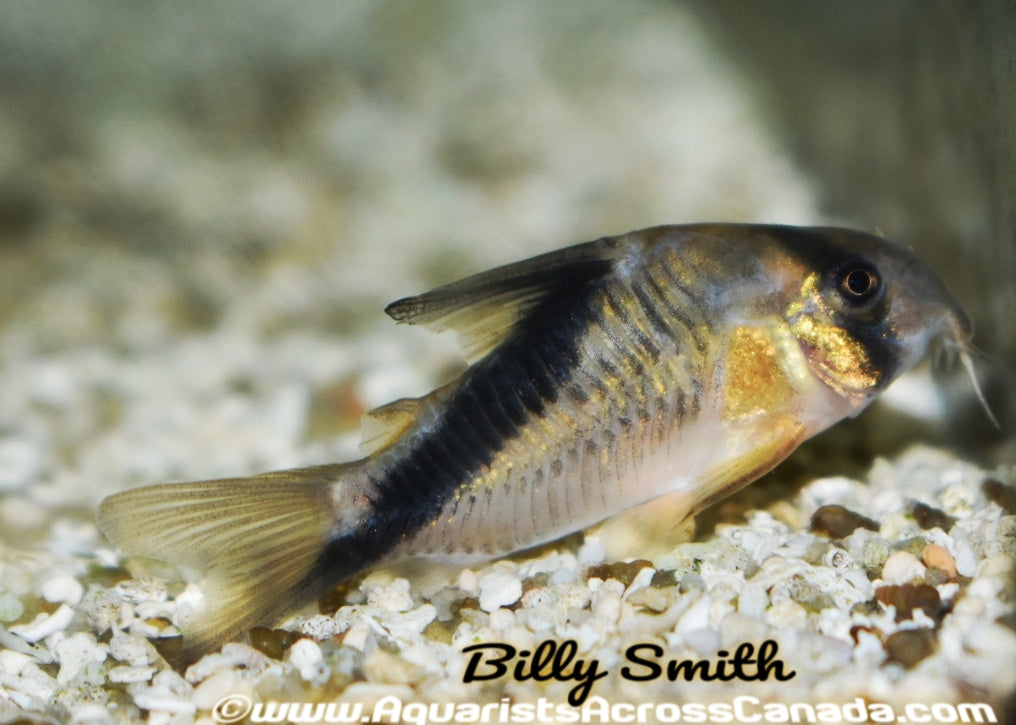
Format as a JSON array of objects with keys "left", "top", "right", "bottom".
[{"left": 97, "top": 464, "right": 351, "bottom": 663}]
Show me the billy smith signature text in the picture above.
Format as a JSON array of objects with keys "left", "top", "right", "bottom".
[{"left": 461, "top": 639, "right": 795, "bottom": 706}]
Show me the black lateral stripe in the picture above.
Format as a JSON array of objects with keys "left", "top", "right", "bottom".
[
  {"left": 478, "top": 370, "right": 527, "bottom": 427},
  {"left": 525, "top": 340, "right": 568, "bottom": 399},
  {"left": 438, "top": 420, "right": 484, "bottom": 479},
  {"left": 491, "top": 353, "right": 545, "bottom": 415},
  {"left": 466, "top": 371, "right": 521, "bottom": 440},
  {"left": 459, "top": 384, "right": 508, "bottom": 453},
  {"left": 414, "top": 432, "right": 472, "bottom": 493},
  {"left": 304, "top": 259, "right": 610, "bottom": 589}
]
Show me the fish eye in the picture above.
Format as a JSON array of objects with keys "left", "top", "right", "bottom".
[{"left": 832, "top": 260, "right": 884, "bottom": 308}]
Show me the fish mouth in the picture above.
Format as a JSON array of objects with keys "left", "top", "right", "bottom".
[{"left": 886, "top": 298, "right": 998, "bottom": 428}]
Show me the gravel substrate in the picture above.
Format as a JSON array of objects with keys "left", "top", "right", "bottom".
[{"left": 1, "top": 3, "right": 1013, "bottom": 723}]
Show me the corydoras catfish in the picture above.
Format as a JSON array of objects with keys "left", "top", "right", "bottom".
[{"left": 98, "top": 223, "right": 982, "bottom": 662}]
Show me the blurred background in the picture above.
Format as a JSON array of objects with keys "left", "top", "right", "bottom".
[{"left": 0, "top": 1, "right": 1013, "bottom": 540}]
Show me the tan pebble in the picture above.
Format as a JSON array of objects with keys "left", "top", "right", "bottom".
[
  {"left": 922, "top": 544, "right": 957, "bottom": 578},
  {"left": 627, "top": 586, "right": 677, "bottom": 613}
]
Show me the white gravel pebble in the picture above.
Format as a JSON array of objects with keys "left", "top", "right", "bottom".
[
  {"left": 131, "top": 670, "right": 195, "bottom": 715},
  {"left": 577, "top": 537, "right": 607, "bottom": 564},
  {"left": 457, "top": 569, "right": 479, "bottom": 594},
  {"left": 107, "top": 665, "right": 157, "bottom": 683},
  {"left": 108, "top": 631, "right": 154, "bottom": 667},
  {"left": 881, "top": 550, "right": 927, "bottom": 585},
  {"left": 191, "top": 669, "right": 253, "bottom": 711},
  {"left": 67, "top": 702, "right": 113, "bottom": 723},
  {"left": 0, "top": 648, "right": 31, "bottom": 675},
  {"left": 54, "top": 632, "right": 106, "bottom": 684},
  {"left": 299, "top": 613, "right": 343, "bottom": 640},
  {"left": 4, "top": 661, "right": 57, "bottom": 703},
  {"left": 131, "top": 687, "right": 197, "bottom": 715},
  {"left": 10, "top": 604, "right": 75, "bottom": 642},
  {"left": 487, "top": 607, "right": 515, "bottom": 631},
  {"left": 765, "top": 599, "right": 809, "bottom": 628},
  {"left": 341, "top": 622, "right": 377, "bottom": 654},
  {"left": 383, "top": 603, "right": 437, "bottom": 641},
  {"left": 41, "top": 572, "right": 84, "bottom": 605},
  {"left": 184, "top": 643, "right": 266, "bottom": 683},
  {"left": 737, "top": 581, "right": 769, "bottom": 619},
  {"left": 674, "top": 593, "right": 712, "bottom": 634},
  {"left": 116, "top": 577, "right": 169, "bottom": 604},
  {"left": 949, "top": 529, "right": 980, "bottom": 577},
  {"left": 367, "top": 578, "right": 414, "bottom": 613},
  {"left": 478, "top": 571, "right": 523, "bottom": 612},
  {"left": 288, "top": 638, "right": 328, "bottom": 683},
  {"left": 591, "top": 579, "right": 624, "bottom": 624}
]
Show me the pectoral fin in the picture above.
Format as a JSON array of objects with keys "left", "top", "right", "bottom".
[
  {"left": 593, "top": 494, "right": 697, "bottom": 561},
  {"left": 593, "top": 418, "right": 806, "bottom": 561},
  {"left": 688, "top": 418, "right": 806, "bottom": 517}
]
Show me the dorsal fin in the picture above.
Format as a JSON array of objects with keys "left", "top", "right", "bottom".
[
  {"left": 359, "top": 397, "right": 421, "bottom": 455},
  {"left": 385, "top": 237, "right": 620, "bottom": 362}
]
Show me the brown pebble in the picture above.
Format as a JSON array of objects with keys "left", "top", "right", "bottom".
[
  {"left": 921, "top": 543, "right": 957, "bottom": 579},
  {"left": 318, "top": 578, "right": 359, "bottom": 615},
  {"left": 152, "top": 635, "right": 183, "bottom": 663},
  {"left": 982, "top": 478, "right": 1016, "bottom": 515},
  {"left": 586, "top": 559, "right": 654, "bottom": 587},
  {"left": 651, "top": 569, "right": 678, "bottom": 588},
  {"left": 449, "top": 596, "right": 480, "bottom": 617},
  {"left": 909, "top": 501, "right": 956, "bottom": 531},
  {"left": 250, "top": 626, "right": 299, "bottom": 659},
  {"left": 810, "top": 504, "right": 879, "bottom": 539},
  {"left": 875, "top": 584, "right": 941, "bottom": 622},
  {"left": 884, "top": 628, "right": 937, "bottom": 667},
  {"left": 848, "top": 623, "right": 883, "bottom": 643}
]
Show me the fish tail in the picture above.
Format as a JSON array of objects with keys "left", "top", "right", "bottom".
[{"left": 97, "top": 463, "right": 355, "bottom": 663}]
